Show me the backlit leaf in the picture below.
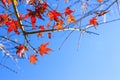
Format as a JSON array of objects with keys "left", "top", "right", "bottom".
[
  {"left": 38, "top": 42, "right": 52, "bottom": 56},
  {"left": 30, "top": 54, "right": 38, "bottom": 64}
]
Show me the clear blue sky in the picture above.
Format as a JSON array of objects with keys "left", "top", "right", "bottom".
[{"left": 0, "top": 0, "right": 120, "bottom": 80}]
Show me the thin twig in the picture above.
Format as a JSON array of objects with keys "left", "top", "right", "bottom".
[{"left": 0, "top": 62, "right": 17, "bottom": 74}]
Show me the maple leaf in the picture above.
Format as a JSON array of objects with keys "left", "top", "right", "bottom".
[
  {"left": 0, "top": 14, "right": 9, "bottom": 25},
  {"left": 24, "top": 9, "right": 44, "bottom": 29},
  {"left": 15, "top": 45, "right": 28, "bottom": 58},
  {"left": 89, "top": 17, "right": 98, "bottom": 28},
  {"left": 5, "top": 19, "right": 20, "bottom": 34},
  {"left": 64, "top": 7, "right": 74, "bottom": 16},
  {"left": 54, "top": 19, "right": 64, "bottom": 30},
  {"left": 47, "top": 10, "right": 62, "bottom": 21},
  {"left": 30, "top": 54, "right": 38, "bottom": 64},
  {"left": 38, "top": 42, "right": 53, "bottom": 56},
  {"left": 67, "top": 14, "right": 77, "bottom": 24}
]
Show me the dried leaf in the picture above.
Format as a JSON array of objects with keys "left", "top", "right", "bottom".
[{"left": 5, "top": 20, "right": 20, "bottom": 34}]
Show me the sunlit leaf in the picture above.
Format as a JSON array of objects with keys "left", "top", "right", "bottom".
[
  {"left": 30, "top": 54, "right": 38, "bottom": 64},
  {"left": 38, "top": 42, "right": 53, "bottom": 56},
  {"left": 67, "top": 14, "right": 76, "bottom": 23},
  {"left": 89, "top": 17, "right": 98, "bottom": 28},
  {"left": 15, "top": 45, "right": 28, "bottom": 58}
]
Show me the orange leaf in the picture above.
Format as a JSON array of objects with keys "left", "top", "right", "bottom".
[
  {"left": 30, "top": 54, "right": 38, "bottom": 64},
  {"left": 38, "top": 42, "right": 53, "bottom": 56},
  {"left": 54, "top": 19, "right": 64, "bottom": 30},
  {"left": 55, "top": 23, "right": 64, "bottom": 30},
  {"left": 67, "top": 14, "right": 77, "bottom": 23}
]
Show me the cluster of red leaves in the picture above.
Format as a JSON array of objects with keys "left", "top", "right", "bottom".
[
  {"left": 0, "top": 14, "right": 21, "bottom": 34},
  {"left": 64, "top": 7, "right": 76, "bottom": 24},
  {"left": 1, "top": 0, "right": 105, "bottom": 65},
  {"left": 54, "top": 19, "right": 64, "bottom": 30},
  {"left": 47, "top": 7, "right": 75, "bottom": 30},
  {"left": 24, "top": 2, "right": 48, "bottom": 29},
  {"left": 15, "top": 45, "right": 28, "bottom": 58},
  {"left": 0, "top": 14, "right": 9, "bottom": 25},
  {"left": 29, "top": 42, "right": 52, "bottom": 64},
  {"left": 15, "top": 42, "right": 52, "bottom": 64}
]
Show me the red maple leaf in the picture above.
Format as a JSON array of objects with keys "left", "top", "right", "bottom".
[
  {"left": 24, "top": 9, "right": 44, "bottom": 29},
  {"left": 89, "top": 17, "right": 98, "bottom": 28},
  {"left": 54, "top": 19, "right": 64, "bottom": 30},
  {"left": 64, "top": 7, "right": 74, "bottom": 16},
  {"left": 47, "top": 10, "right": 62, "bottom": 21},
  {"left": 30, "top": 54, "right": 38, "bottom": 64},
  {"left": 5, "top": 19, "right": 20, "bottom": 34},
  {"left": 38, "top": 42, "right": 53, "bottom": 56},
  {"left": 15, "top": 45, "right": 27, "bottom": 58},
  {"left": 0, "top": 14, "right": 9, "bottom": 25}
]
